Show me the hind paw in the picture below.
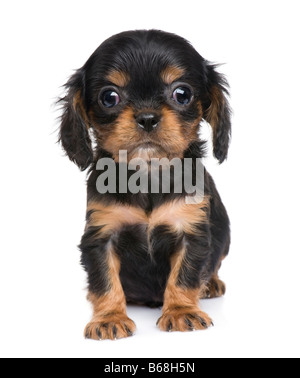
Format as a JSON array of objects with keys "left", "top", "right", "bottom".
[{"left": 204, "top": 276, "right": 226, "bottom": 298}]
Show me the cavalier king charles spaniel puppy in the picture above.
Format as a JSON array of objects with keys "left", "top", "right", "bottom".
[{"left": 58, "top": 30, "right": 231, "bottom": 340}]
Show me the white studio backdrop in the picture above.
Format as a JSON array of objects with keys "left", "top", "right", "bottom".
[{"left": 0, "top": 0, "right": 300, "bottom": 358}]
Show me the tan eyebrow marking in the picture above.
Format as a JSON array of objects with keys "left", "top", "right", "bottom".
[
  {"left": 106, "top": 70, "right": 130, "bottom": 87},
  {"left": 161, "top": 65, "right": 185, "bottom": 85}
]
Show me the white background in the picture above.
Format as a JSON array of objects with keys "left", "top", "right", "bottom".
[{"left": 1, "top": 0, "right": 300, "bottom": 358}]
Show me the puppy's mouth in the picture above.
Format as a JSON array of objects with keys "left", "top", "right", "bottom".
[{"left": 128, "top": 141, "right": 167, "bottom": 160}]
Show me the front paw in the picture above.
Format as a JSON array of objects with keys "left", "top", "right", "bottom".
[
  {"left": 157, "top": 307, "right": 213, "bottom": 332},
  {"left": 84, "top": 313, "right": 136, "bottom": 340}
]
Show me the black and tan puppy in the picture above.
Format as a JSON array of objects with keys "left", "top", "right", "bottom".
[{"left": 59, "top": 30, "right": 231, "bottom": 340}]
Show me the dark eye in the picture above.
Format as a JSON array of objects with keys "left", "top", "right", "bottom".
[
  {"left": 100, "top": 90, "right": 120, "bottom": 108},
  {"left": 172, "top": 86, "right": 193, "bottom": 105}
]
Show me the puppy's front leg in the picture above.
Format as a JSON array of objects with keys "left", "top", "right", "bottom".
[
  {"left": 157, "top": 243, "right": 213, "bottom": 332},
  {"left": 81, "top": 231, "right": 135, "bottom": 340},
  {"left": 151, "top": 197, "right": 214, "bottom": 332}
]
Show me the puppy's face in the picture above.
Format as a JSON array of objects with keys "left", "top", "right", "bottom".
[
  {"left": 59, "top": 30, "right": 231, "bottom": 169},
  {"left": 91, "top": 64, "right": 202, "bottom": 161}
]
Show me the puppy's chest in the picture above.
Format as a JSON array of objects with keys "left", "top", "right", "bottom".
[
  {"left": 86, "top": 199, "right": 208, "bottom": 304},
  {"left": 86, "top": 197, "right": 209, "bottom": 254}
]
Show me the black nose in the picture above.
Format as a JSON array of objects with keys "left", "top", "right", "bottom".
[{"left": 136, "top": 113, "right": 160, "bottom": 133}]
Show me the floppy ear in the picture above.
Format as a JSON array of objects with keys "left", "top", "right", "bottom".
[
  {"left": 58, "top": 70, "right": 93, "bottom": 171},
  {"left": 203, "top": 64, "right": 231, "bottom": 164}
]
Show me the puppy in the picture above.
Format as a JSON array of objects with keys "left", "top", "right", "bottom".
[{"left": 58, "top": 30, "right": 231, "bottom": 340}]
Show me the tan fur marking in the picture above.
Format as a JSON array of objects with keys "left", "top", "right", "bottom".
[
  {"left": 106, "top": 70, "right": 130, "bottom": 87},
  {"left": 73, "top": 90, "right": 90, "bottom": 127},
  {"left": 196, "top": 101, "right": 204, "bottom": 125},
  {"left": 87, "top": 201, "right": 147, "bottom": 236},
  {"left": 98, "top": 102, "right": 202, "bottom": 161},
  {"left": 88, "top": 247, "right": 126, "bottom": 317},
  {"left": 84, "top": 245, "right": 136, "bottom": 340},
  {"left": 161, "top": 65, "right": 185, "bottom": 85},
  {"left": 101, "top": 107, "right": 138, "bottom": 160},
  {"left": 72, "top": 90, "right": 81, "bottom": 110},
  {"left": 149, "top": 196, "right": 210, "bottom": 234},
  {"left": 206, "top": 86, "right": 225, "bottom": 131},
  {"left": 87, "top": 196, "right": 209, "bottom": 238},
  {"left": 101, "top": 106, "right": 188, "bottom": 161},
  {"left": 156, "top": 107, "right": 190, "bottom": 158},
  {"left": 157, "top": 247, "right": 213, "bottom": 332},
  {"left": 163, "top": 248, "right": 200, "bottom": 308}
]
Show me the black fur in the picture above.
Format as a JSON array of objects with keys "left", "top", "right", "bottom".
[
  {"left": 80, "top": 227, "right": 110, "bottom": 295},
  {"left": 58, "top": 71, "right": 94, "bottom": 170}
]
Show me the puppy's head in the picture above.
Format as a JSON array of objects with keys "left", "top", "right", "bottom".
[{"left": 59, "top": 30, "right": 231, "bottom": 170}]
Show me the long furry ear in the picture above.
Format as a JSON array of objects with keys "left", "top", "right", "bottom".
[
  {"left": 58, "top": 70, "right": 93, "bottom": 171},
  {"left": 204, "top": 63, "right": 231, "bottom": 164}
]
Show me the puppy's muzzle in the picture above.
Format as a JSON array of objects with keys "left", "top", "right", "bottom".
[{"left": 136, "top": 113, "right": 160, "bottom": 133}]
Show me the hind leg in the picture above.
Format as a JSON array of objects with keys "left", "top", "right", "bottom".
[
  {"left": 202, "top": 255, "right": 227, "bottom": 299},
  {"left": 204, "top": 274, "right": 226, "bottom": 298},
  {"left": 204, "top": 173, "right": 230, "bottom": 299}
]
